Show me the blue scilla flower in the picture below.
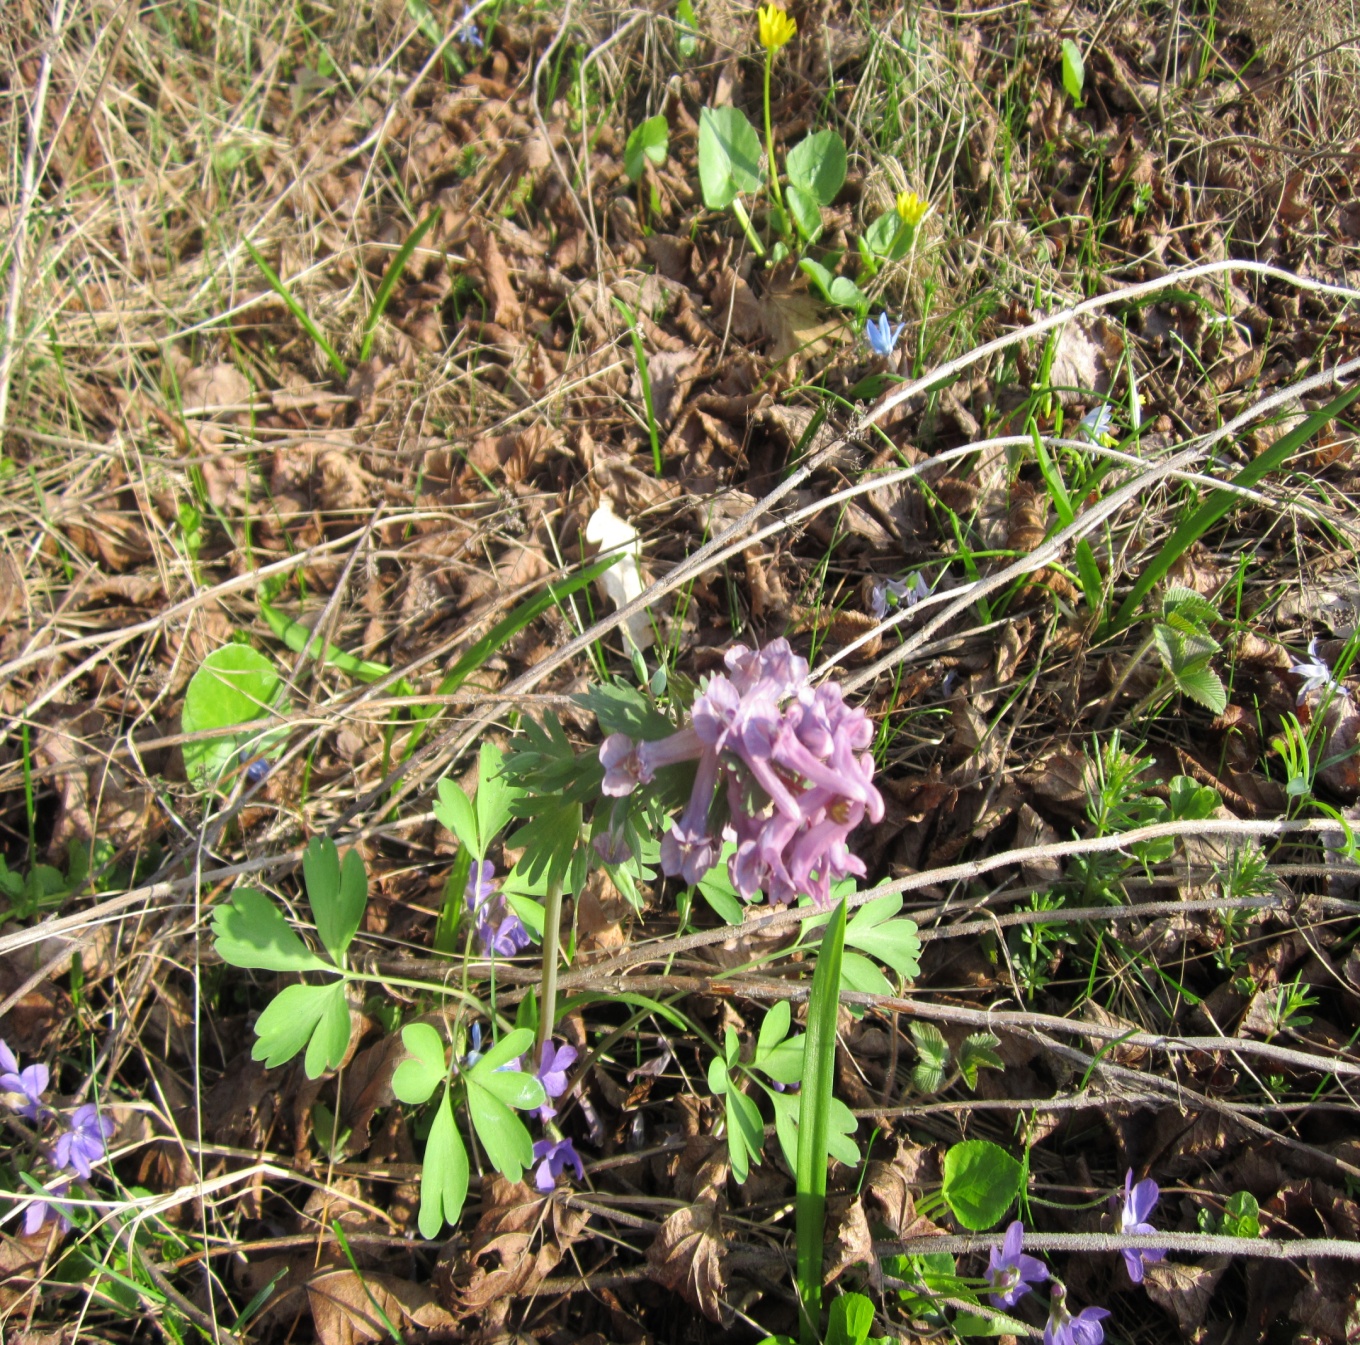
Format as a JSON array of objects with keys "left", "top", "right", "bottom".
[{"left": 865, "top": 312, "right": 905, "bottom": 357}]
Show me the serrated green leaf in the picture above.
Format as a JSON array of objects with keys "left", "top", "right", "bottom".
[
  {"left": 434, "top": 777, "right": 479, "bottom": 855},
  {"left": 418, "top": 1088, "right": 469, "bottom": 1238},
  {"left": 957, "top": 1032, "right": 1004, "bottom": 1089},
  {"left": 697, "top": 105, "right": 763, "bottom": 210},
  {"left": 212, "top": 887, "right": 330, "bottom": 973},
  {"left": 251, "top": 981, "right": 349, "bottom": 1073},
  {"left": 393, "top": 1023, "right": 447, "bottom": 1104},
  {"left": 785, "top": 129, "right": 846, "bottom": 207},
  {"left": 942, "top": 1139, "right": 1022, "bottom": 1230},
  {"left": 1162, "top": 585, "right": 1218, "bottom": 628},
  {"left": 624, "top": 114, "right": 669, "bottom": 182},
  {"left": 1175, "top": 665, "right": 1228, "bottom": 714},
  {"left": 910, "top": 1020, "right": 950, "bottom": 1094},
  {"left": 465, "top": 1078, "right": 535, "bottom": 1182},
  {"left": 304, "top": 981, "right": 352, "bottom": 1078},
  {"left": 182, "top": 645, "right": 290, "bottom": 791}
]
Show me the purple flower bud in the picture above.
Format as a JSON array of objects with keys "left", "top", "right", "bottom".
[
  {"left": 531, "top": 1136, "right": 585, "bottom": 1192},
  {"left": 54, "top": 1104, "right": 114, "bottom": 1180},
  {"left": 1044, "top": 1283, "right": 1110, "bottom": 1345},
  {"left": 1118, "top": 1169, "right": 1165, "bottom": 1283},
  {"left": 986, "top": 1221, "right": 1049, "bottom": 1308}
]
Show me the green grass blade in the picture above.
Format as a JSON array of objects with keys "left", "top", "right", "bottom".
[
  {"left": 401, "top": 551, "right": 623, "bottom": 758},
  {"left": 259, "top": 597, "right": 409, "bottom": 688},
  {"left": 359, "top": 212, "right": 439, "bottom": 362},
  {"left": 612, "top": 297, "right": 662, "bottom": 476},
  {"left": 796, "top": 895, "right": 846, "bottom": 1345},
  {"left": 242, "top": 238, "right": 349, "bottom": 380},
  {"left": 1107, "top": 384, "right": 1360, "bottom": 634}
]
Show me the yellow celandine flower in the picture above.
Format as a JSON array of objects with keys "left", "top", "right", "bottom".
[
  {"left": 896, "top": 190, "right": 928, "bottom": 227},
  {"left": 758, "top": 4, "right": 796, "bottom": 51}
]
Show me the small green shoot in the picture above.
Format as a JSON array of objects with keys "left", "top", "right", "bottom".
[
  {"left": 1060, "top": 39, "right": 1085, "bottom": 107},
  {"left": 181, "top": 645, "right": 291, "bottom": 791},
  {"left": 242, "top": 238, "right": 349, "bottom": 380},
  {"left": 359, "top": 212, "right": 440, "bottom": 362},
  {"left": 624, "top": 115, "right": 669, "bottom": 183}
]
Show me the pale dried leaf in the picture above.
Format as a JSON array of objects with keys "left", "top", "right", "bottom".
[
  {"left": 307, "top": 1269, "right": 455, "bottom": 1345},
  {"left": 646, "top": 1194, "right": 727, "bottom": 1322}
]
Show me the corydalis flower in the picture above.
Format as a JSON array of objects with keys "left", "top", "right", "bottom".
[
  {"left": 1118, "top": 1169, "right": 1165, "bottom": 1284},
  {"left": 865, "top": 312, "right": 904, "bottom": 358},
  {"left": 54, "top": 1104, "right": 114, "bottom": 1180},
  {"left": 1044, "top": 1282, "right": 1110, "bottom": 1345},
  {"left": 1290, "top": 638, "right": 1341, "bottom": 705},
  {"left": 465, "top": 861, "right": 531, "bottom": 958},
  {"left": 598, "top": 639, "right": 884, "bottom": 907},
  {"left": 532, "top": 1136, "right": 585, "bottom": 1192},
  {"left": 757, "top": 3, "right": 796, "bottom": 50},
  {"left": 868, "top": 571, "right": 929, "bottom": 621},
  {"left": 986, "top": 1220, "right": 1049, "bottom": 1308},
  {"left": 534, "top": 1039, "right": 578, "bottom": 1119}
]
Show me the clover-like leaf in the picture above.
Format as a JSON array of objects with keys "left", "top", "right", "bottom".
[
  {"left": 393, "top": 1023, "right": 447, "bottom": 1105},
  {"left": 465, "top": 1078, "right": 535, "bottom": 1182},
  {"left": 697, "top": 105, "right": 762, "bottom": 210},
  {"left": 182, "top": 645, "right": 290, "bottom": 791},
  {"left": 251, "top": 981, "right": 350, "bottom": 1075},
  {"left": 418, "top": 1087, "right": 469, "bottom": 1238},
  {"left": 863, "top": 209, "right": 909, "bottom": 262},
  {"left": 475, "top": 742, "right": 516, "bottom": 855},
  {"left": 303, "top": 836, "right": 367, "bottom": 965},
  {"left": 212, "top": 887, "right": 330, "bottom": 973},
  {"left": 827, "top": 1292, "right": 876, "bottom": 1345}
]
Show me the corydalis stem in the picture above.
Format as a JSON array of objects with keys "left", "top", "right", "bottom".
[{"left": 537, "top": 877, "right": 564, "bottom": 1059}]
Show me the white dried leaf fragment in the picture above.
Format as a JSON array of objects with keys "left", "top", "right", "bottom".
[{"left": 584, "top": 500, "right": 656, "bottom": 650}]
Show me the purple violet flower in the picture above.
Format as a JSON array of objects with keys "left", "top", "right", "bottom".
[
  {"left": 464, "top": 861, "right": 532, "bottom": 958},
  {"left": 23, "top": 1179, "right": 72, "bottom": 1236},
  {"left": 54, "top": 1103, "right": 114, "bottom": 1180},
  {"left": 0, "top": 1038, "right": 18, "bottom": 1076},
  {"left": 531, "top": 1137, "right": 585, "bottom": 1192},
  {"left": 534, "top": 1040, "right": 578, "bottom": 1120},
  {"left": 868, "top": 572, "right": 930, "bottom": 621},
  {"left": 1118, "top": 1169, "right": 1165, "bottom": 1284},
  {"left": 986, "top": 1220, "right": 1049, "bottom": 1308},
  {"left": 596, "top": 640, "right": 884, "bottom": 909},
  {"left": 1, "top": 1041, "right": 50, "bottom": 1122},
  {"left": 1044, "top": 1283, "right": 1110, "bottom": 1345}
]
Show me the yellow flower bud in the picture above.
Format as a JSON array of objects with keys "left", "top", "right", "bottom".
[
  {"left": 896, "top": 190, "right": 928, "bottom": 226},
  {"left": 758, "top": 4, "right": 797, "bottom": 51}
]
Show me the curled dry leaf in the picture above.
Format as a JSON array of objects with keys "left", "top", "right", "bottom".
[
  {"left": 307, "top": 1269, "right": 455, "bottom": 1345},
  {"left": 646, "top": 1189, "right": 728, "bottom": 1322},
  {"left": 823, "top": 1194, "right": 877, "bottom": 1287}
]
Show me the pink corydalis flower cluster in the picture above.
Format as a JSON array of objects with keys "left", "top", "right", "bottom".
[{"left": 599, "top": 639, "right": 883, "bottom": 907}]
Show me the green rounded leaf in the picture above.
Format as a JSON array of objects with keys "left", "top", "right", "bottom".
[
  {"left": 1060, "top": 38, "right": 1085, "bottom": 106},
  {"left": 212, "top": 887, "right": 329, "bottom": 973},
  {"left": 942, "top": 1139, "right": 1022, "bottom": 1230},
  {"left": 785, "top": 130, "right": 845, "bottom": 206},
  {"left": 786, "top": 184, "right": 824, "bottom": 241},
  {"left": 471, "top": 1026, "right": 535, "bottom": 1074},
  {"left": 393, "top": 1023, "right": 447, "bottom": 1105},
  {"left": 698, "top": 105, "right": 762, "bottom": 210},
  {"left": 182, "top": 645, "right": 290, "bottom": 790},
  {"left": 418, "top": 1089, "right": 469, "bottom": 1238}
]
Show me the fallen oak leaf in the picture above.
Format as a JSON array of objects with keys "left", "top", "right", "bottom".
[
  {"left": 307, "top": 1269, "right": 455, "bottom": 1345},
  {"left": 646, "top": 1188, "right": 728, "bottom": 1322}
]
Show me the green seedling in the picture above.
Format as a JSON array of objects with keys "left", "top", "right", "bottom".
[
  {"left": 393, "top": 1022, "right": 546, "bottom": 1237},
  {"left": 1060, "top": 39, "right": 1085, "bottom": 108},
  {"left": 674, "top": 0, "right": 699, "bottom": 58},
  {"left": 211, "top": 836, "right": 367, "bottom": 1075},
  {"left": 613, "top": 296, "right": 663, "bottom": 475},
  {"left": 907, "top": 1022, "right": 1004, "bottom": 1094},
  {"left": 359, "top": 211, "right": 439, "bottom": 362},
  {"left": 181, "top": 644, "right": 292, "bottom": 791},
  {"left": 624, "top": 114, "right": 668, "bottom": 184},
  {"left": 242, "top": 238, "right": 348, "bottom": 380}
]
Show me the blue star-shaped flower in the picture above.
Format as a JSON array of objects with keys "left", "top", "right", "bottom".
[{"left": 865, "top": 312, "right": 904, "bottom": 357}]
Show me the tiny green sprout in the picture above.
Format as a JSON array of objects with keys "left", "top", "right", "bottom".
[
  {"left": 182, "top": 645, "right": 292, "bottom": 791},
  {"left": 624, "top": 114, "right": 668, "bottom": 184},
  {"left": 1060, "top": 39, "right": 1085, "bottom": 107}
]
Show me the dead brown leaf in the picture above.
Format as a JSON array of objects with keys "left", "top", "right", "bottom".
[
  {"left": 646, "top": 1189, "right": 727, "bottom": 1322},
  {"left": 308, "top": 1269, "right": 455, "bottom": 1345}
]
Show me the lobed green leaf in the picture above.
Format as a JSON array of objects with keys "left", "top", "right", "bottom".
[{"left": 212, "top": 887, "right": 330, "bottom": 974}]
